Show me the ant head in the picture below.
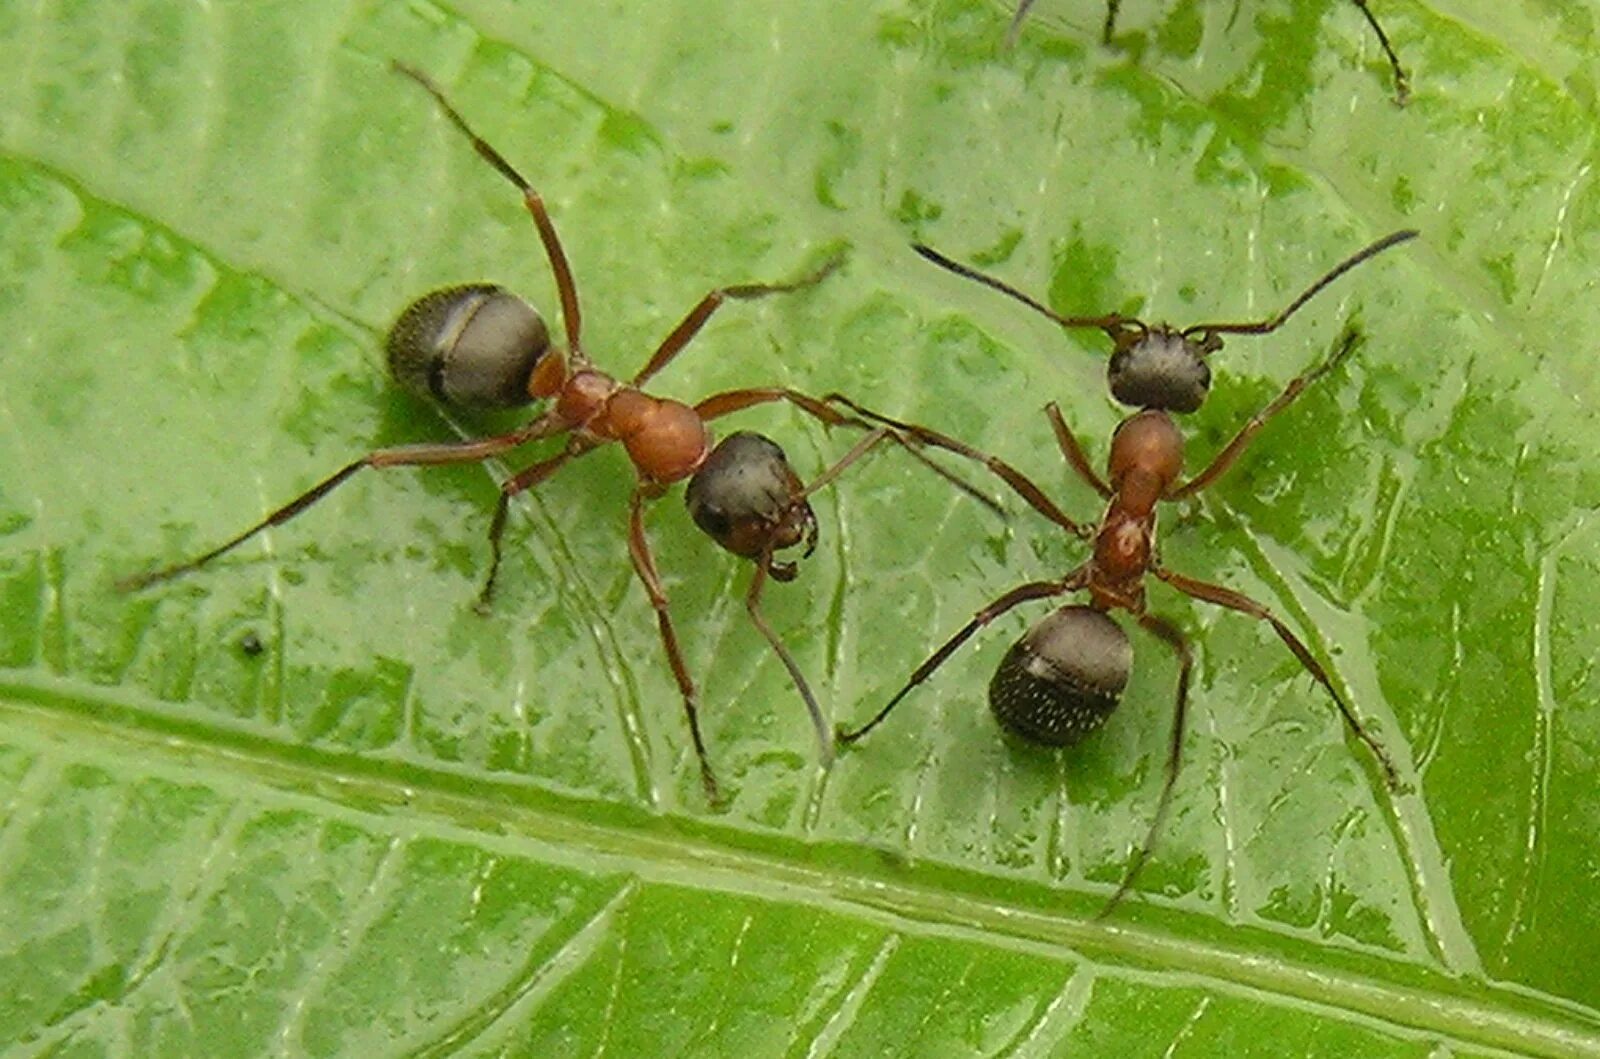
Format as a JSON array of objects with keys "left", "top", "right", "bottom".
[
  {"left": 685, "top": 432, "right": 817, "bottom": 582},
  {"left": 386, "top": 284, "right": 555, "bottom": 409},
  {"left": 989, "top": 605, "right": 1130, "bottom": 745},
  {"left": 1106, "top": 324, "right": 1212, "bottom": 413}
]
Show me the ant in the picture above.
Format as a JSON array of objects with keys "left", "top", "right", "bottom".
[
  {"left": 1007, "top": 0, "right": 1410, "bottom": 106},
  {"left": 119, "top": 62, "right": 993, "bottom": 805},
  {"left": 833, "top": 227, "right": 1418, "bottom": 915}
]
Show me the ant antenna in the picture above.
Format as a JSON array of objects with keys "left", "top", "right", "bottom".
[
  {"left": 1181, "top": 229, "right": 1418, "bottom": 343},
  {"left": 911, "top": 244, "right": 1136, "bottom": 339}
]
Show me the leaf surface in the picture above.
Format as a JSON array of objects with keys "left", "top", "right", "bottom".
[{"left": 1, "top": 0, "right": 1598, "bottom": 1054}]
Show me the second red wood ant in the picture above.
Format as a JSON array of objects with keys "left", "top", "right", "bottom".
[
  {"left": 834, "top": 227, "right": 1418, "bottom": 915},
  {"left": 119, "top": 62, "right": 994, "bottom": 805},
  {"left": 1007, "top": 0, "right": 1410, "bottom": 106}
]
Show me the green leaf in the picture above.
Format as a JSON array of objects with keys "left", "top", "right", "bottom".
[{"left": 2, "top": 0, "right": 1598, "bottom": 1054}]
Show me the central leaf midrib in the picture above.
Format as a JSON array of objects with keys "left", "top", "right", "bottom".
[{"left": 1, "top": 672, "right": 1595, "bottom": 1058}]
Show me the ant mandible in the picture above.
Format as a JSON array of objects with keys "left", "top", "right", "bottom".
[
  {"left": 833, "top": 227, "right": 1418, "bottom": 915},
  {"left": 120, "top": 62, "right": 982, "bottom": 804},
  {"left": 1007, "top": 0, "right": 1410, "bottom": 106}
]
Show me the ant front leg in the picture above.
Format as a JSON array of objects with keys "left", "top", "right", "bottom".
[
  {"left": 1154, "top": 565, "right": 1402, "bottom": 790},
  {"left": 630, "top": 255, "right": 846, "bottom": 389},
  {"left": 741, "top": 545, "right": 833, "bottom": 770},
  {"left": 1169, "top": 327, "right": 1362, "bottom": 502},
  {"left": 118, "top": 417, "right": 561, "bottom": 592},
  {"left": 820, "top": 393, "right": 1087, "bottom": 535},
  {"left": 690, "top": 427, "right": 907, "bottom": 772},
  {"left": 626, "top": 484, "right": 721, "bottom": 805},
  {"left": 1044, "top": 402, "right": 1111, "bottom": 498},
  {"left": 695, "top": 387, "right": 1003, "bottom": 517},
  {"left": 475, "top": 436, "right": 605, "bottom": 611}
]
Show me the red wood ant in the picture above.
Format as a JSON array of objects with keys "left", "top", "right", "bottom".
[
  {"left": 1007, "top": 0, "right": 1410, "bottom": 106},
  {"left": 833, "top": 227, "right": 1418, "bottom": 914},
  {"left": 119, "top": 62, "right": 990, "bottom": 804}
]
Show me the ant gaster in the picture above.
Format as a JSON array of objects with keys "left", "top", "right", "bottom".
[
  {"left": 834, "top": 228, "right": 1418, "bottom": 915},
  {"left": 120, "top": 62, "right": 988, "bottom": 804},
  {"left": 1007, "top": 0, "right": 1410, "bottom": 106}
]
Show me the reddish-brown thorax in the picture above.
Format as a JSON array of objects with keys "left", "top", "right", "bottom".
[
  {"left": 534, "top": 357, "right": 713, "bottom": 485},
  {"left": 1090, "top": 410, "right": 1185, "bottom": 610}
]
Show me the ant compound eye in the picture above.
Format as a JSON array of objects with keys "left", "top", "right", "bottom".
[
  {"left": 686, "top": 431, "right": 812, "bottom": 563},
  {"left": 386, "top": 285, "right": 551, "bottom": 409},
  {"left": 989, "top": 606, "right": 1131, "bottom": 746},
  {"left": 1107, "top": 329, "right": 1209, "bottom": 413}
]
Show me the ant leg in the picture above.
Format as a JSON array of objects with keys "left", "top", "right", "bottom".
[
  {"left": 743, "top": 552, "right": 833, "bottom": 768},
  {"left": 1044, "top": 402, "right": 1111, "bottom": 498},
  {"left": 836, "top": 570, "right": 1087, "bottom": 745},
  {"left": 1180, "top": 229, "right": 1418, "bottom": 341},
  {"left": 1348, "top": 0, "right": 1410, "bottom": 105},
  {"left": 1154, "top": 566, "right": 1402, "bottom": 790},
  {"left": 626, "top": 485, "right": 720, "bottom": 804},
  {"left": 797, "top": 426, "right": 898, "bottom": 500},
  {"left": 725, "top": 430, "right": 915, "bottom": 770},
  {"left": 1170, "top": 327, "right": 1360, "bottom": 501},
  {"left": 118, "top": 416, "right": 562, "bottom": 591},
  {"left": 695, "top": 386, "right": 853, "bottom": 426},
  {"left": 1006, "top": 0, "right": 1120, "bottom": 48},
  {"left": 1098, "top": 612, "right": 1193, "bottom": 918},
  {"left": 696, "top": 387, "right": 1004, "bottom": 517},
  {"left": 754, "top": 424, "right": 898, "bottom": 554},
  {"left": 476, "top": 440, "right": 600, "bottom": 610},
  {"left": 820, "top": 393, "right": 1089, "bottom": 536},
  {"left": 1004, "top": 0, "right": 1037, "bottom": 49},
  {"left": 393, "top": 62, "right": 584, "bottom": 351},
  {"left": 1102, "top": 0, "right": 1122, "bottom": 44},
  {"left": 630, "top": 255, "right": 845, "bottom": 389}
]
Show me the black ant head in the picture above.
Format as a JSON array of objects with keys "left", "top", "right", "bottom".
[
  {"left": 386, "top": 284, "right": 554, "bottom": 409},
  {"left": 1106, "top": 325, "right": 1212, "bottom": 413},
  {"left": 685, "top": 432, "right": 817, "bottom": 582},
  {"left": 989, "top": 605, "right": 1131, "bottom": 745}
]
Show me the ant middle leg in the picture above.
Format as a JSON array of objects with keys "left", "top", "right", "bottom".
[
  {"left": 118, "top": 417, "right": 562, "bottom": 592},
  {"left": 1099, "top": 611, "right": 1193, "bottom": 918},
  {"left": 630, "top": 255, "right": 846, "bottom": 389},
  {"left": 1154, "top": 565, "right": 1402, "bottom": 790},
  {"left": 1170, "top": 326, "right": 1362, "bottom": 501},
  {"left": 475, "top": 437, "right": 605, "bottom": 611}
]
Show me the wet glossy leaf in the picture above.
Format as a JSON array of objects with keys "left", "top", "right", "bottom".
[{"left": 1, "top": 0, "right": 1597, "bottom": 1054}]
